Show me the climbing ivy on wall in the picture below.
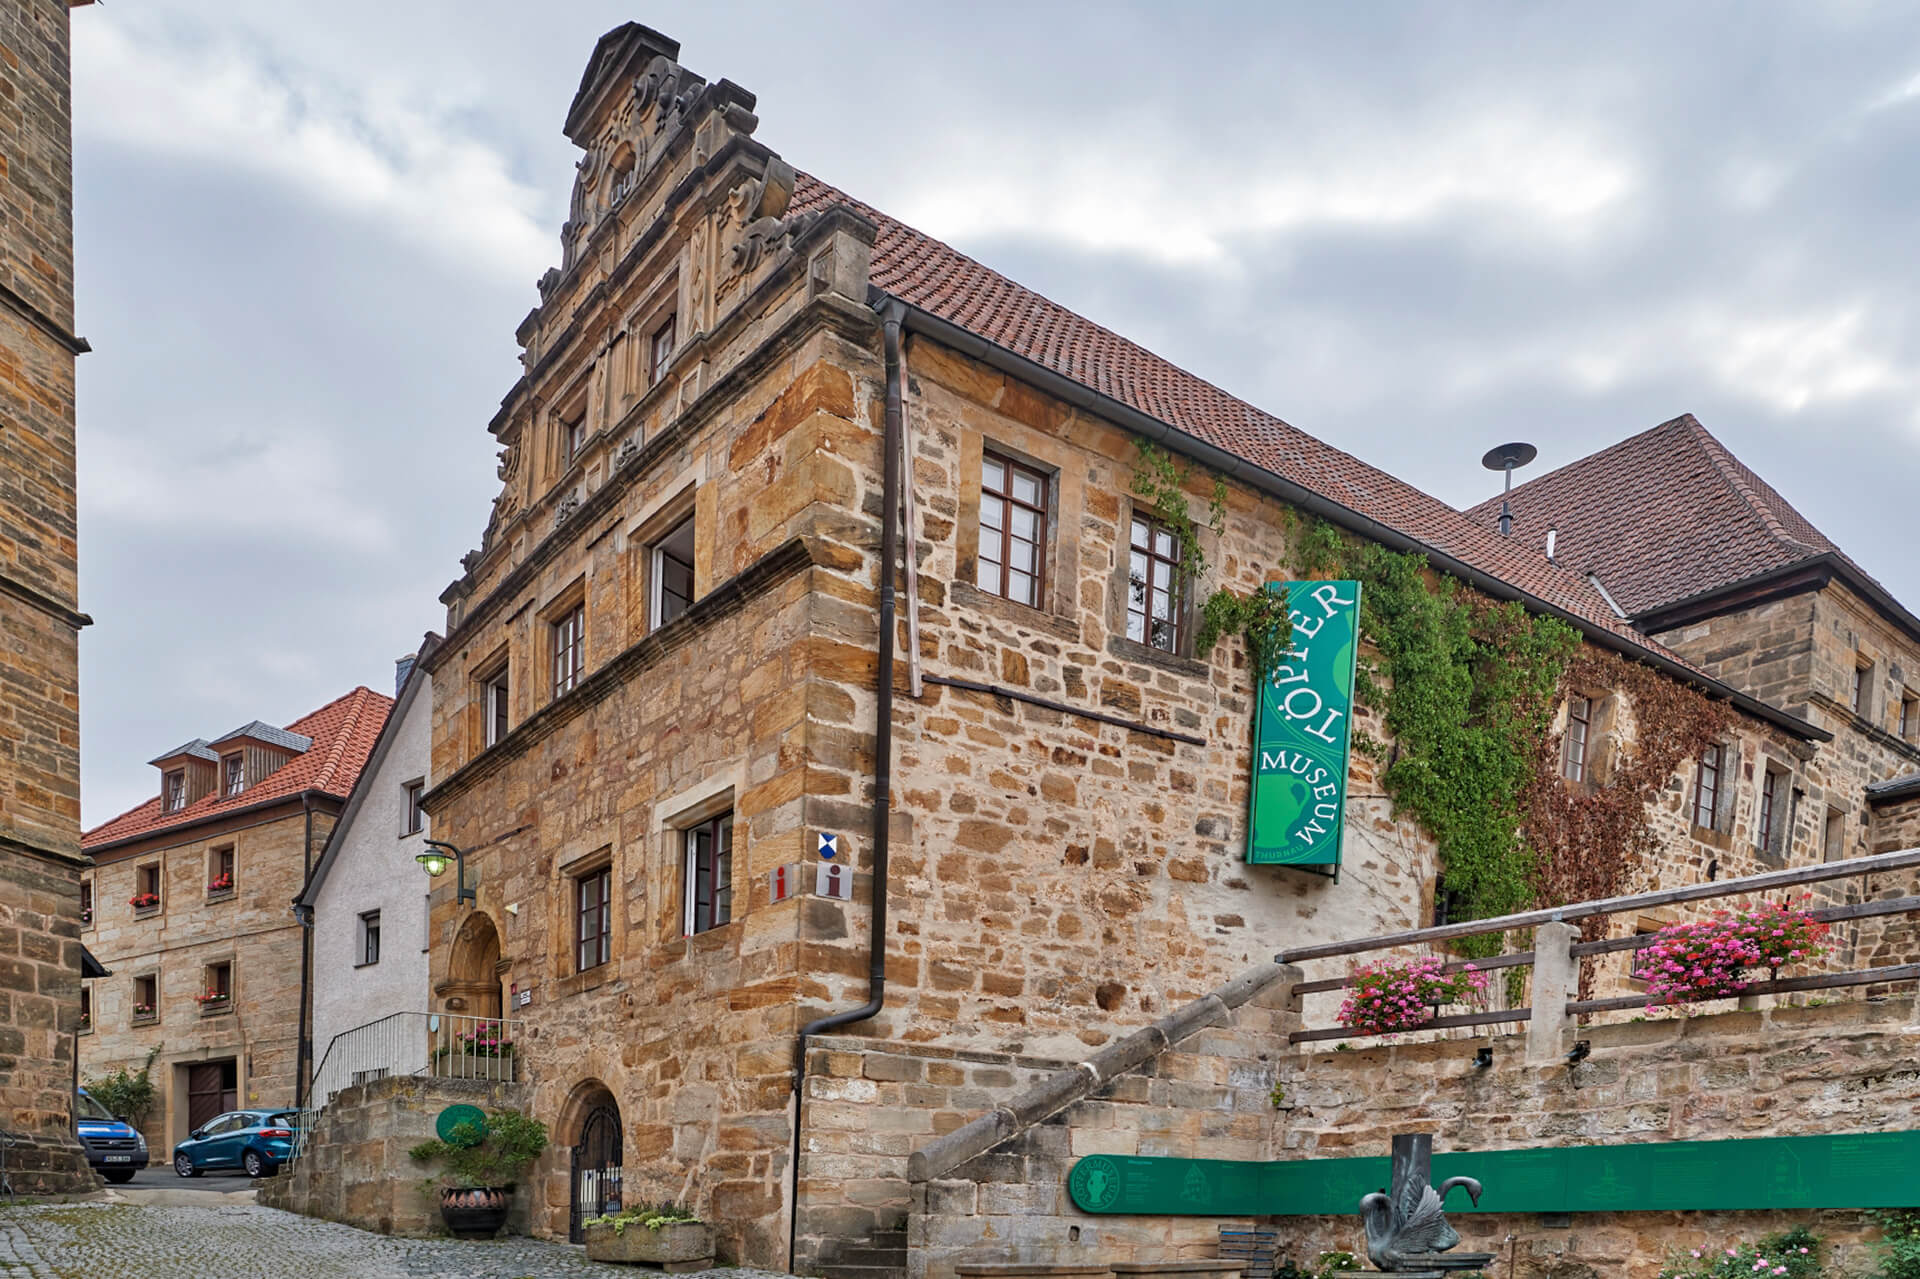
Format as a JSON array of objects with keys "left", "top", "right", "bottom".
[
  {"left": 1521, "top": 648, "right": 1736, "bottom": 930},
  {"left": 1130, "top": 441, "right": 1292, "bottom": 680},
  {"left": 1338, "top": 540, "right": 1580, "bottom": 955}
]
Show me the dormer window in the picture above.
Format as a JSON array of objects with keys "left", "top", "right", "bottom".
[
  {"left": 222, "top": 753, "right": 245, "bottom": 798},
  {"left": 163, "top": 770, "right": 186, "bottom": 813}
]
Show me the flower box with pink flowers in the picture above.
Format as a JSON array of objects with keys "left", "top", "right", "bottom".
[
  {"left": 1337, "top": 954, "right": 1489, "bottom": 1036},
  {"left": 1638, "top": 896, "right": 1829, "bottom": 1011}
]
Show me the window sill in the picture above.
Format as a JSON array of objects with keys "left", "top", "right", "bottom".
[
  {"left": 132, "top": 906, "right": 160, "bottom": 919},
  {"left": 1689, "top": 825, "right": 1733, "bottom": 851},
  {"left": 1104, "top": 633, "right": 1210, "bottom": 681},
  {"left": 77, "top": 1025, "right": 92, "bottom": 1036},
  {"left": 950, "top": 579, "right": 1081, "bottom": 642},
  {"left": 552, "top": 968, "right": 612, "bottom": 1000},
  {"left": 198, "top": 1004, "right": 232, "bottom": 1019},
  {"left": 205, "top": 889, "right": 235, "bottom": 904},
  {"left": 131, "top": 1015, "right": 158, "bottom": 1028},
  {"left": 353, "top": 960, "right": 379, "bottom": 970}
]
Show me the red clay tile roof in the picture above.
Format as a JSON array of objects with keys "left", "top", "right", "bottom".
[
  {"left": 793, "top": 174, "right": 1697, "bottom": 666},
  {"left": 83, "top": 686, "right": 393, "bottom": 851},
  {"left": 1461, "top": 414, "right": 1879, "bottom": 618}
]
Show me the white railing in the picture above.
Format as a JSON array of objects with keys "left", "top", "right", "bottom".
[{"left": 306, "top": 1011, "right": 523, "bottom": 1113}]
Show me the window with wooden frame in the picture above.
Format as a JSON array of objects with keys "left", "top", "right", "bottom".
[
  {"left": 222, "top": 753, "right": 245, "bottom": 798},
  {"left": 1125, "top": 513, "right": 1185, "bottom": 653},
  {"left": 403, "top": 780, "right": 425, "bottom": 836},
  {"left": 551, "top": 602, "right": 585, "bottom": 699},
  {"left": 648, "top": 313, "right": 676, "bottom": 387},
  {"left": 575, "top": 867, "right": 611, "bottom": 971},
  {"left": 1628, "top": 927, "right": 1659, "bottom": 980},
  {"left": 207, "top": 846, "right": 235, "bottom": 896},
  {"left": 1561, "top": 695, "right": 1593, "bottom": 783},
  {"left": 650, "top": 515, "right": 695, "bottom": 630},
  {"left": 684, "top": 813, "right": 734, "bottom": 936},
  {"left": 1757, "top": 766, "right": 1787, "bottom": 857},
  {"left": 1691, "top": 743, "right": 1725, "bottom": 831},
  {"left": 200, "top": 961, "right": 231, "bottom": 1014},
  {"left": 478, "top": 662, "right": 510, "bottom": 749},
  {"left": 977, "top": 452, "right": 1047, "bottom": 607},
  {"left": 78, "top": 984, "right": 91, "bottom": 1033},
  {"left": 1852, "top": 659, "right": 1874, "bottom": 717},
  {"left": 358, "top": 911, "right": 381, "bottom": 966},
  {"left": 163, "top": 769, "right": 186, "bottom": 813},
  {"left": 560, "top": 402, "right": 587, "bottom": 465},
  {"left": 80, "top": 879, "right": 93, "bottom": 928},
  {"left": 1824, "top": 806, "right": 1846, "bottom": 862},
  {"left": 132, "top": 863, "right": 161, "bottom": 912},
  {"left": 132, "top": 974, "right": 157, "bottom": 1023}
]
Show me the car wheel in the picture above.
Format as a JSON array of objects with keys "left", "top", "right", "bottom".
[
  {"left": 243, "top": 1150, "right": 268, "bottom": 1178},
  {"left": 174, "top": 1153, "right": 198, "bottom": 1178},
  {"left": 103, "top": 1168, "right": 137, "bottom": 1184}
]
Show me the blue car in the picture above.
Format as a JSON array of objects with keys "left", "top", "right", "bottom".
[
  {"left": 75, "top": 1089, "right": 147, "bottom": 1184},
  {"left": 172, "top": 1109, "right": 299, "bottom": 1179}
]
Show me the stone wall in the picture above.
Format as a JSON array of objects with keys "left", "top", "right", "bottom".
[
  {"left": 909, "top": 983, "right": 1920, "bottom": 1279},
  {"left": 260, "top": 1074, "right": 531, "bottom": 1236},
  {"left": 83, "top": 805, "right": 331, "bottom": 1154},
  {"left": 0, "top": 0, "right": 95, "bottom": 1196}
]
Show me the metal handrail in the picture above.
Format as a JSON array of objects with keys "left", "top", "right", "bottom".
[
  {"left": 1280, "top": 847, "right": 1920, "bottom": 1045},
  {"left": 1275, "top": 846, "right": 1920, "bottom": 965}
]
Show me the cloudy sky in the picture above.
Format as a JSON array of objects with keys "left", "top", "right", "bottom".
[{"left": 71, "top": 3, "right": 1920, "bottom": 823}]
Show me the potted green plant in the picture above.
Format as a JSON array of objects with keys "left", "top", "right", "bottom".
[
  {"left": 581, "top": 1203, "right": 715, "bottom": 1270},
  {"left": 408, "top": 1108, "right": 548, "bottom": 1238}
]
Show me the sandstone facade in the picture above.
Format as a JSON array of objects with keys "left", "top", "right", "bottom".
[
  {"left": 402, "top": 24, "right": 1920, "bottom": 1277},
  {"left": 83, "top": 804, "right": 334, "bottom": 1154},
  {"left": 910, "top": 990, "right": 1920, "bottom": 1279},
  {"left": 0, "top": 0, "right": 95, "bottom": 1195}
]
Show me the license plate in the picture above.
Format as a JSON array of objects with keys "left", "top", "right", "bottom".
[{"left": 104, "top": 1155, "right": 131, "bottom": 1163}]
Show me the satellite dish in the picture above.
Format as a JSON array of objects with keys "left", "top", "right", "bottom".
[{"left": 1480, "top": 442, "right": 1538, "bottom": 472}]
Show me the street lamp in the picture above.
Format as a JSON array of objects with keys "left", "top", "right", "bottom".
[{"left": 415, "top": 839, "right": 477, "bottom": 907}]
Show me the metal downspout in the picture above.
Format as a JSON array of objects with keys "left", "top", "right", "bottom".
[
  {"left": 294, "top": 793, "right": 315, "bottom": 1107},
  {"left": 788, "top": 299, "right": 903, "bottom": 1270}
]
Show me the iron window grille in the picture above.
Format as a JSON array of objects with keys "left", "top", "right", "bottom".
[
  {"left": 1126, "top": 514, "right": 1185, "bottom": 653},
  {"left": 978, "top": 452, "right": 1047, "bottom": 607}
]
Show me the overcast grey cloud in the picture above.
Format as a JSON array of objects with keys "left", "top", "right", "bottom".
[{"left": 70, "top": 3, "right": 1920, "bottom": 823}]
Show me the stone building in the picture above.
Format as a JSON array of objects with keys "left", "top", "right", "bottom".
[
  {"left": 393, "top": 23, "right": 1920, "bottom": 1274},
  {"left": 0, "top": 0, "right": 97, "bottom": 1195},
  {"left": 296, "top": 646, "right": 439, "bottom": 1100},
  {"left": 80, "top": 686, "right": 389, "bottom": 1156},
  {"left": 1468, "top": 415, "right": 1920, "bottom": 955}
]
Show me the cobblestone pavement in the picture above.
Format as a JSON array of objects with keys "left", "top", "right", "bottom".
[{"left": 0, "top": 1200, "right": 797, "bottom": 1279}]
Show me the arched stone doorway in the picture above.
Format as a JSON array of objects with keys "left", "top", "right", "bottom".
[
  {"left": 565, "top": 1082, "right": 622, "bottom": 1242},
  {"left": 440, "top": 912, "right": 503, "bottom": 1019}
]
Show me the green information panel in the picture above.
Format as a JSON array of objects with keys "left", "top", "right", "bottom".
[
  {"left": 1068, "top": 1132, "right": 1920, "bottom": 1216},
  {"left": 1246, "top": 580, "right": 1361, "bottom": 867}
]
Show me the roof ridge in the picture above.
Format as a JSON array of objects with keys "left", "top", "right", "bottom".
[
  {"left": 1681, "top": 417, "right": 1823, "bottom": 557},
  {"left": 311, "top": 686, "right": 383, "bottom": 794}
]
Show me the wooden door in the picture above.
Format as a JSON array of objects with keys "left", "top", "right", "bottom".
[{"left": 186, "top": 1060, "right": 237, "bottom": 1131}]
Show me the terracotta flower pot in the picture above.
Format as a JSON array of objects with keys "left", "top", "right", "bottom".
[
  {"left": 584, "top": 1219, "right": 716, "bottom": 1270},
  {"left": 439, "top": 1185, "right": 512, "bottom": 1238}
]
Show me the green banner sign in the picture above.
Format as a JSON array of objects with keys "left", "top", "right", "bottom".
[
  {"left": 1068, "top": 1132, "right": 1920, "bottom": 1216},
  {"left": 1246, "top": 580, "right": 1362, "bottom": 867}
]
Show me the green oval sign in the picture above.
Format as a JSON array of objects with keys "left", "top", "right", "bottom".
[{"left": 436, "top": 1104, "right": 488, "bottom": 1146}]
